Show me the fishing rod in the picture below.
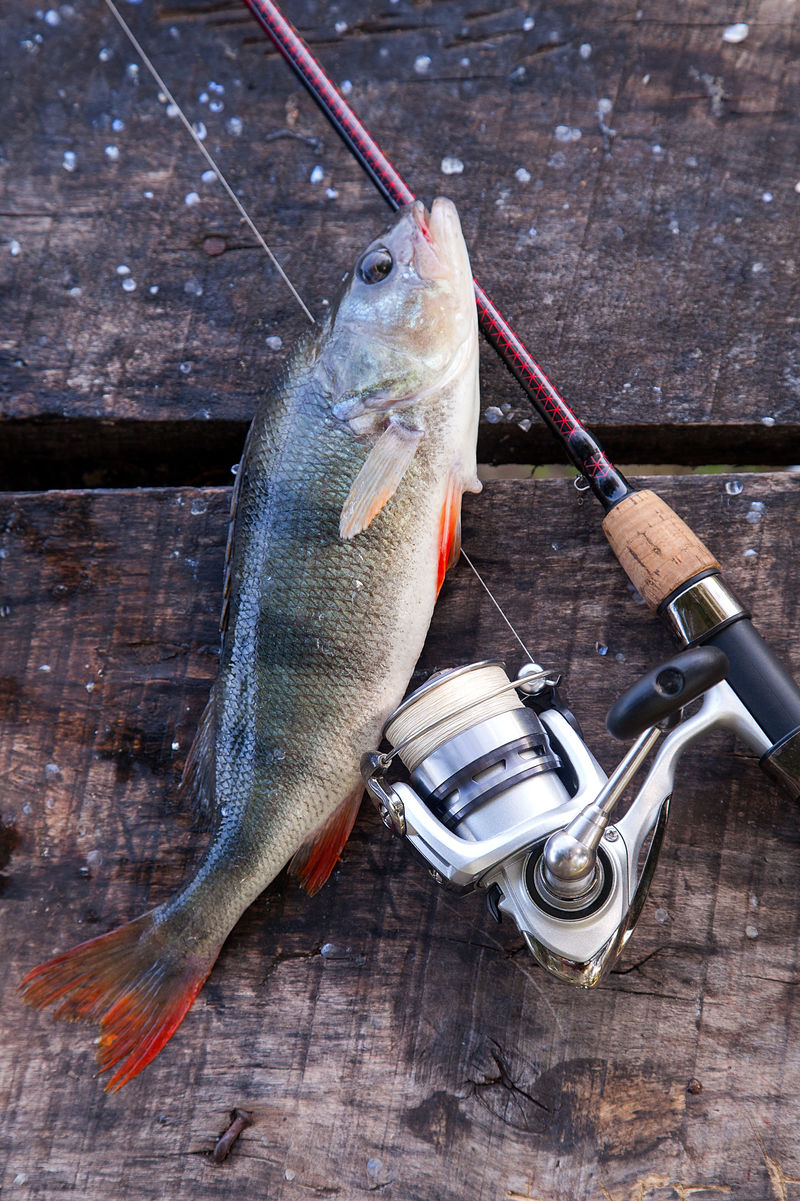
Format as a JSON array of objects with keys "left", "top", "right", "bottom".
[{"left": 243, "top": 0, "right": 800, "bottom": 807}]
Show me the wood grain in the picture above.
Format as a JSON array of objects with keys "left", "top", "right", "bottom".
[
  {"left": 1, "top": 476, "right": 799, "bottom": 1199},
  {"left": 2, "top": 0, "right": 800, "bottom": 486}
]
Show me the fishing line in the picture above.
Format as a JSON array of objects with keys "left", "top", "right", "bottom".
[
  {"left": 460, "top": 550, "right": 536, "bottom": 665},
  {"left": 102, "top": 0, "right": 316, "bottom": 325}
]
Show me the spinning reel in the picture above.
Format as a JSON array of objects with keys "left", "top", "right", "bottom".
[{"left": 363, "top": 648, "right": 771, "bottom": 986}]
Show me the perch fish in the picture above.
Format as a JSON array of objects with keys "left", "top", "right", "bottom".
[{"left": 20, "top": 197, "right": 481, "bottom": 1090}]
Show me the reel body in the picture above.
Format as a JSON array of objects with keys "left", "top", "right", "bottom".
[{"left": 363, "top": 656, "right": 769, "bottom": 987}]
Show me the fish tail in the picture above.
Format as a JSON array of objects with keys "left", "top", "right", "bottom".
[{"left": 19, "top": 910, "right": 218, "bottom": 1091}]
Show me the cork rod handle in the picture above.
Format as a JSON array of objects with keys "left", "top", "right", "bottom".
[{"left": 601, "top": 490, "right": 720, "bottom": 611}]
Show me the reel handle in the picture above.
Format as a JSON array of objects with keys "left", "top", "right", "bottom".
[{"left": 605, "top": 646, "right": 729, "bottom": 741}]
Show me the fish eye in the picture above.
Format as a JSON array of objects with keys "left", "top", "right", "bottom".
[{"left": 357, "top": 246, "right": 394, "bottom": 284}]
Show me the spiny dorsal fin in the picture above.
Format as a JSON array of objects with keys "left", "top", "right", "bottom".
[{"left": 339, "top": 418, "right": 424, "bottom": 539}]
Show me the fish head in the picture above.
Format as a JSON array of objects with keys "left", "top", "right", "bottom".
[{"left": 320, "top": 198, "right": 478, "bottom": 427}]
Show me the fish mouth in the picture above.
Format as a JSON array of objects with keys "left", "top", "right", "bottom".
[{"left": 409, "top": 198, "right": 471, "bottom": 285}]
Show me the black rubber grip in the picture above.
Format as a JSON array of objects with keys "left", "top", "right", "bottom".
[
  {"left": 705, "top": 617, "right": 800, "bottom": 745},
  {"left": 606, "top": 646, "right": 729, "bottom": 741}
]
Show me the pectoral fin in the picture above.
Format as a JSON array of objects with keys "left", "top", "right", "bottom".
[{"left": 339, "top": 419, "right": 424, "bottom": 539}]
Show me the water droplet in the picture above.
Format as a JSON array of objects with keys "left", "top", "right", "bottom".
[
  {"left": 325, "top": 187, "right": 339, "bottom": 200},
  {"left": 98, "top": 46, "right": 112, "bottom": 62},
  {"left": 515, "top": 167, "right": 531, "bottom": 183},
  {"left": 209, "top": 100, "right": 224, "bottom": 114},
  {"left": 744, "top": 548, "right": 758, "bottom": 564},
  {"left": 112, "top": 117, "right": 125, "bottom": 132},
  {"left": 745, "top": 924, "right": 758, "bottom": 939},
  {"left": 184, "top": 277, "right": 203, "bottom": 296},
  {"left": 723, "top": 22, "right": 749, "bottom": 43},
  {"left": 321, "top": 942, "right": 351, "bottom": 959},
  {"left": 126, "top": 62, "right": 139, "bottom": 80},
  {"left": 440, "top": 156, "right": 464, "bottom": 175},
  {"left": 522, "top": 15, "right": 535, "bottom": 30},
  {"left": 9, "top": 239, "right": 21, "bottom": 257},
  {"left": 62, "top": 150, "right": 77, "bottom": 172},
  {"left": 309, "top": 164, "right": 324, "bottom": 184},
  {"left": 655, "top": 907, "right": 669, "bottom": 924},
  {"left": 149, "top": 285, "right": 159, "bottom": 295},
  {"left": 171, "top": 741, "right": 180, "bottom": 751},
  {"left": 284, "top": 1170, "right": 296, "bottom": 1182},
  {"left": 122, "top": 277, "right": 136, "bottom": 292},
  {"left": 340, "top": 79, "right": 353, "bottom": 95},
  {"left": 484, "top": 405, "right": 503, "bottom": 423},
  {"left": 266, "top": 335, "right": 283, "bottom": 351},
  {"left": 44, "top": 9, "right": 61, "bottom": 25},
  {"left": 745, "top": 501, "right": 765, "bottom": 524},
  {"left": 414, "top": 54, "right": 431, "bottom": 73},
  {"left": 579, "top": 42, "right": 592, "bottom": 58},
  {"left": 226, "top": 116, "right": 243, "bottom": 136},
  {"left": 45, "top": 763, "right": 60, "bottom": 778},
  {"left": 761, "top": 415, "right": 776, "bottom": 427},
  {"left": 595, "top": 642, "right": 609, "bottom": 656},
  {"left": 190, "top": 499, "right": 207, "bottom": 515},
  {"left": 86, "top": 849, "right": 103, "bottom": 867},
  {"left": 104, "top": 144, "right": 120, "bottom": 161},
  {"left": 116, "top": 264, "right": 130, "bottom": 276},
  {"left": 334, "top": 20, "right": 348, "bottom": 33},
  {"left": 185, "top": 191, "right": 200, "bottom": 207},
  {"left": 193, "top": 122, "right": 207, "bottom": 141},
  {"left": 554, "top": 124, "right": 582, "bottom": 143},
  {"left": 198, "top": 91, "right": 209, "bottom": 104},
  {"left": 725, "top": 478, "right": 743, "bottom": 495},
  {"left": 179, "top": 361, "right": 192, "bottom": 375},
  {"left": 367, "top": 1158, "right": 383, "bottom": 1178}
]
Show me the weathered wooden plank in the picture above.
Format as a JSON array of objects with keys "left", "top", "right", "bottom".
[
  {"left": 2, "top": 0, "right": 799, "bottom": 486},
  {"left": 1, "top": 474, "right": 799, "bottom": 1199}
]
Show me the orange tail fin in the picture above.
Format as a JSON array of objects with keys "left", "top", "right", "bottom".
[{"left": 19, "top": 911, "right": 218, "bottom": 1091}]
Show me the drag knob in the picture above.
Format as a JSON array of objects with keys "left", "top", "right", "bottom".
[{"left": 606, "top": 646, "right": 729, "bottom": 741}]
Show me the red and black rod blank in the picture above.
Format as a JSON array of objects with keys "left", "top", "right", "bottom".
[{"left": 242, "top": 0, "right": 631, "bottom": 511}]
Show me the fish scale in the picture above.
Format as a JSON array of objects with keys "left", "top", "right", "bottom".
[{"left": 20, "top": 197, "right": 481, "bottom": 1090}]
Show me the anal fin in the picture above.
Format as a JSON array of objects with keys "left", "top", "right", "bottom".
[{"left": 289, "top": 786, "right": 364, "bottom": 896}]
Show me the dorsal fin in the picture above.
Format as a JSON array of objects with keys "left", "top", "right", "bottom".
[{"left": 175, "top": 690, "right": 217, "bottom": 827}]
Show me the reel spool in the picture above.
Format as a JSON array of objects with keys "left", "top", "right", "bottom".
[{"left": 362, "top": 646, "right": 767, "bottom": 986}]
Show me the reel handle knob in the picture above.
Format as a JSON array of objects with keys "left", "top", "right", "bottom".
[{"left": 605, "top": 646, "right": 729, "bottom": 741}]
